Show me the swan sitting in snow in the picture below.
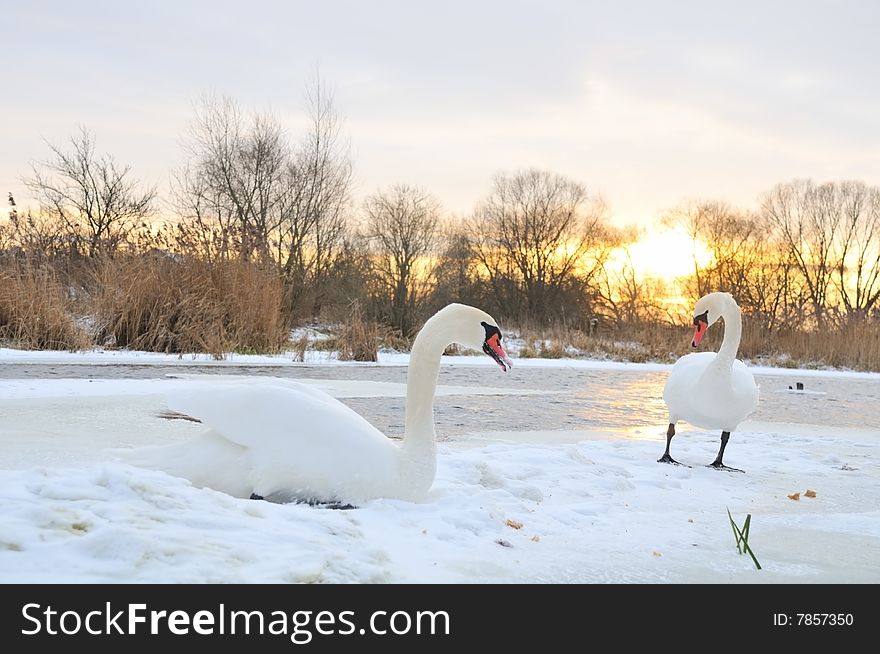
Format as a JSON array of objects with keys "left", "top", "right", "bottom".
[
  {"left": 119, "top": 303, "right": 512, "bottom": 504},
  {"left": 660, "top": 292, "right": 758, "bottom": 472}
]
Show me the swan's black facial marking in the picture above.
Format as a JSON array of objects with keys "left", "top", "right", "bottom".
[
  {"left": 481, "top": 321, "right": 512, "bottom": 371},
  {"left": 691, "top": 310, "right": 709, "bottom": 348},
  {"left": 481, "top": 321, "right": 502, "bottom": 342}
]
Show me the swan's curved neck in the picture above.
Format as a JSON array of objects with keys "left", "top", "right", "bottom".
[
  {"left": 714, "top": 301, "right": 743, "bottom": 369},
  {"left": 403, "top": 328, "right": 444, "bottom": 448},
  {"left": 398, "top": 315, "right": 454, "bottom": 489}
]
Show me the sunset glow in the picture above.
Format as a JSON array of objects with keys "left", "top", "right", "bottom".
[{"left": 610, "top": 227, "right": 713, "bottom": 282}]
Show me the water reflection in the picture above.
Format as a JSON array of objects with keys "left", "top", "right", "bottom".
[
  {"left": 0, "top": 362, "right": 877, "bottom": 441},
  {"left": 574, "top": 372, "right": 669, "bottom": 434}
]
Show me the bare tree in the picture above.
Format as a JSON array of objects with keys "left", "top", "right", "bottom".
[
  {"left": 833, "top": 182, "right": 880, "bottom": 320},
  {"left": 277, "top": 76, "right": 353, "bottom": 315},
  {"left": 429, "top": 220, "right": 484, "bottom": 312},
  {"left": 662, "top": 201, "right": 763, "bottom": 300},
  {"left": 595, "top": 230, "right": 669, "bottom": 326},
  {"left": 182, "top": 96, "right": 287, "bottom": 263},
  {"left": 761, "top": 180, "right": 845, "bottom": 328},
  {"left": 22, "top": 127, "right": 155, "bottom": 257},
  {"left": 470, "top": 169, "right": 613, "bottom": 323},
  {"left": 364, "top": 185, "right": 440, "bottom": 334},
  {"left": 170, "top": 162, "right": 239, "bottom": 263},
  {"left": 175, "top": 81, "right": 352, "bottom": 317},
  {"left": 663, "top": 199, "right": 814, "bottom": 332}
]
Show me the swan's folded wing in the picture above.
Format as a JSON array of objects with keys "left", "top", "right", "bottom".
[
  {"left": 732, "top": 360, "right": 760, "bottom": 401},
  {"left": 167, "top": 379, "right": 392, "bottom": 451}
]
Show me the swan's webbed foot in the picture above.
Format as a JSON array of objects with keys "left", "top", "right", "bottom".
[
  {"left": 658, "top": 424, "right": 688, "bottom": 466},
  {"left": 249, "top": 492, "right": 265, "bottom": 500},
  {"left": 708, "top": 462, "right": 745, "bottom": 473},
  {"left": 657, "top": 453, "right": 689, "bottom": 467},
  {"left": 709, "top": 432, "right": 742, "bottom": 472}
]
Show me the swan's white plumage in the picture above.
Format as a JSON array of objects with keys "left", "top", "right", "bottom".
[
  {"left": 663, "top": 352, "right": 758, "bottom": 431},
  {"left": 119, "top": 379, "right": 402, "bottom": 501},
  {"left": 118, "top": 303, "right": 508, "bottom": 503},
  {"left": 663, "top": 293, "right": 758, "bottom": 434}
]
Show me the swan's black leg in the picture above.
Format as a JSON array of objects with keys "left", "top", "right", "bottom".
[
  {"left": 709, "top": 431, "right": 744, "bottom": 473},
  {"left": 249, "top": 492, "right": 265, "bottom": 500},
  {"left": 658, "top": 423, "right": 688, "bottom": 466}
]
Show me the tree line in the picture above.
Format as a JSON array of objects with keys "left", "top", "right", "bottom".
[{"left": 3, "top": 82, "right": 879, "bottom": 340}]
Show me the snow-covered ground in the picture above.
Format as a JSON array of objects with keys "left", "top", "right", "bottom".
[
  {"left": 2, "top": 345, "right": 878, "bottom": 380},
  {"left": 0, "top": 349, "right": 878, "bottom": 583}
]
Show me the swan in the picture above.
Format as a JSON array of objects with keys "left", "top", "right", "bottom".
[
  {"left": 659, "top": 292, "right": 758, "bottom": 472},
  {"left": 118, "top": 303, "right": 513, "bottom": 503}
]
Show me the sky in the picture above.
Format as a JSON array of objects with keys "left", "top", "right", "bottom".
[{"left": 3, "top": 0, "right": 880, "bottom": 232}]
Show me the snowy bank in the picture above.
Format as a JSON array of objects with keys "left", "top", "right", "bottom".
[
  {"left": 1, "top": 431, "right": 876, "bottom": 583},
  {"left": 2, "top": 347, "right": 879, "bottom": 381}
]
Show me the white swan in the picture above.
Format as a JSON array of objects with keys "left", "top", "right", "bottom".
[
  {"left": 660, "top": 292, "right": 758, "bottom": 472},
  {"left": 119, "top": 303, "right": 512, "bottom": 503}
]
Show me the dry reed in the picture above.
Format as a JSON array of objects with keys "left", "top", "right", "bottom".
[
  {"left": 93, "top": 256, "right": 286, "bottom": 357},
  {"left": 514, "top": 319, "right": 880, "bottom": 371},
  {"left": 336, "top": 301, "right": 386, "bottom": 362},
  {"left": 0, "top": 259, "right": 86, "bottom": 350}
]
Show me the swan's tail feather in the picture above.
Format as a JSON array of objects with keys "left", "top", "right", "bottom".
[{"left": 156, "top": 410, "right": 202, "bottom": 423}]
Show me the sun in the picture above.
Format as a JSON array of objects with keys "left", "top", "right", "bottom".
[{"left": 615, "top": 226, "right": 713, "bottom": 282}]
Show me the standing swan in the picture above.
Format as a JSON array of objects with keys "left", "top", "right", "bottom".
[
  {"left": 120, "top": 304, "right": 512, "bottom": 503},
  {"left": 660, "top": 292, "right": 758, "bottom": 472}
]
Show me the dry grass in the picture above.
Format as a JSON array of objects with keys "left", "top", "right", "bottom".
[
  {"left": 92, "top": 256, "right": 287, "bottom": 357},
  {"left": 518, "top": 339, "right": 569, "bottom": 359},
  {"left": 0, "top": 259, "right": 87, "bottom": 350},
  {"left": 336, "top": 301, "right": 384, "bottom": 362},
  {"left": 738, "top": 320, "right": 880, "bottom": 371},
  {"left": 3, "top": 253, "right": 878, "bottom": 371},
  {"left": 514, "top": 318, "right": 880, "bottom": 371},
  {"left": 290, "top": 333, "right": 311, "bottom": 362}
]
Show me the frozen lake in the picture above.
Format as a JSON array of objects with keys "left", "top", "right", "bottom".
[
  {"left": 0, "top": 360, "right": 875, "bottom": 446},
  {"left": 1, "top": 354, "right": 878, "bottom": 583}
]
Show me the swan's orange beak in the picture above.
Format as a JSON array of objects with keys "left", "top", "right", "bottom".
[
  {"left": 483, "top": 333, "right": 513, "bottom": 372},
  {"left": 691, "top": 320, "right": 708, "bottom": 348}
]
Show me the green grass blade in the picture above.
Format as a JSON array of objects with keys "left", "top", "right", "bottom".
[
  {"left": 742, "top": 540, "right": 762, "bottom": 570},
  {"left": 727, "top": 508, "right": 743, "bottom": 554},
  {"left": 727, "top": 508, "right": 761, "bottom": 569}
]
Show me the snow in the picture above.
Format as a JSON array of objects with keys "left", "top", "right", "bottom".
[
  {"left": 2, "top": 346, "right": 879, "bottom": 381},
  {"left": 0, "top": 350, "right": 878, "bottom": 583},
  {"left": 2, "top": 430, "right": 877, "bottom": 583}
]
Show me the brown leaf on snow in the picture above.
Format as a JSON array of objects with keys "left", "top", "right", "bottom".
[
  {"left": 652, "top": 551, "right": 662, "bottom": 557},
  {"left": 804, "top": 489, "right": 817, "bottom": 498},
  {"left": 787, "top": 492, "right": 801, "bottom": 501},
  {"left": 505, "top": 519, "right": 523, "bottom": 530}
]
